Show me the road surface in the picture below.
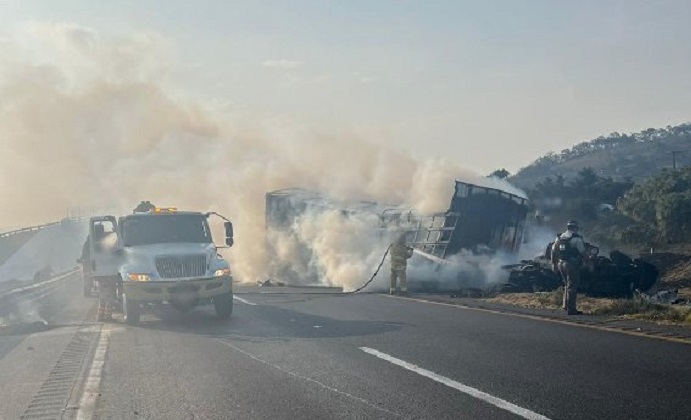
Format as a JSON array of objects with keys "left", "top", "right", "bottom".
[{"left": 1, "top": 276, "right": 690, "bottom": 420}]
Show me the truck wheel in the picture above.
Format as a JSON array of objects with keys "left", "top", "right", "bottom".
[
  {"left": 123, "top": 293, "right": 140, "bottom": 325},
  {"left": 214, "top": 293, "right": 233, "bottom": 320}
]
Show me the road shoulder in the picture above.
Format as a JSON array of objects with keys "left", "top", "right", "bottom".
[{"left": 390, "top": 293, "right": 691, "bottom": 344}]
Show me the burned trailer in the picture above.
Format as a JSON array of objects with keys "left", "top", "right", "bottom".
[
  {"left": 265, "top": 181, "right": 530, "bottom": 288},
  {"left": 265, "top": 188, "right": 414, "bottom": 285},
  {"left": 417, "top": 181, "right": 529, "bottom": 258},
  {"left": 265, "top": 188, "right": 322, "bottom": 284},
  {"left": 401, "top": 181, "right": 530, "bottom": 292}
]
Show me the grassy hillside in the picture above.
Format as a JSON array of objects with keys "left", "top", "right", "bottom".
[{"left": 511, "top": 123, "right": 691, "bottom": 188}]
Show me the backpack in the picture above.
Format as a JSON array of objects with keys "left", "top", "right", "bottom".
[{"left": 553, "top": 233, "right": 581, "bottom": 261}]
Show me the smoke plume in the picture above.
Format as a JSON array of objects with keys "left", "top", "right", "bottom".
[{"left": 0, "top": 23, "right": 521, "bottom": 287}]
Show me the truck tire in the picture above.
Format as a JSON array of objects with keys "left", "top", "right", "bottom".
[
  {"left": 123, "top": 293, "right": 140, "bottom": 325},
  {"left": 214, "top": 293, "right": 233, "bottom": 320}
]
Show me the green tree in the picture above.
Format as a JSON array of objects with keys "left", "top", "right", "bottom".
[
  {"left": 619, "top": 167, "right": 691, "bottom": 243},
  {"left": 489, "top": 168, "right": 510, "bottom": 179},
  {"left": 572, "top": 167, "right": 599, "bottom": 198}
]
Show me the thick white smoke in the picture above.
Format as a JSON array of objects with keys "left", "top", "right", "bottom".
[
  {"left": 407, "top": 251, "right": 513, "bottom": 292},
  {"left": 0, "top": 23, "right": 525, "bottom": 288},
  {"left": 292, "top": 210, "right": 392, "bottom": 289}
]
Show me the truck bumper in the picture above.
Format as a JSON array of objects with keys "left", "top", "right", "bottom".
[{"left": 122, "top": 276, "right": 232, "bottom": 303}]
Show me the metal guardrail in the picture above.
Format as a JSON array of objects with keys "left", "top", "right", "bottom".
[
  {"left": 0, "top": 269, "right": 81, "bottom": 319},
  {"left": 0, "top": 268, "right": 80, "bottom": 298},
  {"left": 0, "top": 222, "right": 60, "bottom": 239},
  {"left": 0, "top": 218, "right": 87, "bottom": 322},
  {"left": 0, "top": 216, "right": 90, "bottom": 239}
]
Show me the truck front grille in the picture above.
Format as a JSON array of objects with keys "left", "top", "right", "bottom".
[{"left": 155, "top": 255, "right": 207, "bottom": 279}]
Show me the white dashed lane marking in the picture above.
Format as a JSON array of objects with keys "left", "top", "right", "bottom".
[
  {"left": 360, "top": 347, "right": 552, "bottom": 420},
  {"left": 233, "top": 296, "right": 256, "bottom": 306}
]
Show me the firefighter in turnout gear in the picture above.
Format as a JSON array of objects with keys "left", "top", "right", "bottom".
[
  {"left": 390, "top": 233, "right": 414, "bottom": 295},
  {"left": 551, "top": 220, "right": 586, "bottom": 315},
  {"left": 91, "top": 224, "right": 117, "bottom": 321}
]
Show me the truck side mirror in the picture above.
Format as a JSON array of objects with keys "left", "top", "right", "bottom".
[{"left": 224, "top": 221, "right": 234, "bottom": 247}]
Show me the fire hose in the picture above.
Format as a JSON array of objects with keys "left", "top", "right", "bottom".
[
  {"left": 241, "top": 244, "right": 393, "bottom": 295},
  {"left": 346, "top": 244, "right": 391, "bottom": 294}
]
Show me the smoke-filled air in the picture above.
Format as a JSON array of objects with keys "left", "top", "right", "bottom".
[{"left": 0, "top": 23, "right": 524, "bottom": 288}]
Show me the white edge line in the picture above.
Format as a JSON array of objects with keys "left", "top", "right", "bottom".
[
  {"left": 76, "top": 325, "right": 111, "bottom": 420},
  {"left": 359, "top": 347, "right": 552, "bottom": 420},
  {"left": 233, "top": 295, "right": 257, "bottom": 306}
]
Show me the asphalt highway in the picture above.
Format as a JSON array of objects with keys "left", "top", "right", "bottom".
[{"left": 1, "top": 278, "right": 690, "bottom": 420}]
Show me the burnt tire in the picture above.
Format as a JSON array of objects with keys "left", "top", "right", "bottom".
[
  {"left": 214, "top": 293, "right": 233, "bottom": 320},
  {"left": 123, "top": 293, "right": 140, "bottom": 325}
]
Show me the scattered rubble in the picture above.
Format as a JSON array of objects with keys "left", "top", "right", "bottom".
[
  {"left": 503, "top": 246, "right": 658, "bottom": 298},
  {"left": 638, "top": 289, "right": 688, "bottom": 306},
  {"left": 257, "top": 279, "right": 285, "bottom": 287},
  {"left": 639, "top": 255, "right": 691, "bottom": 300}
]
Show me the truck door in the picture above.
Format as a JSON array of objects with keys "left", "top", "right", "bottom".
[{"left": 88, "top": 216, "right": 121, "bottom": 278}]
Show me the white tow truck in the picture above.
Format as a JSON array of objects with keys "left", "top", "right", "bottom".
[{"left": 87, "top": 205, "right": 235, "bottom": 325}]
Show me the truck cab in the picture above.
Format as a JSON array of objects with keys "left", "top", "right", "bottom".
[{"left": 87, "top": 207, "right": 234, "bottom": 325}]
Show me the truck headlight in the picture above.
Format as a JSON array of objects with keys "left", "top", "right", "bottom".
[
  {"left": 128, "top": 273, "right": 151, "bottom": 282},
  {"left": 213, "top": 268, "right": 231, "bottom": 277}
]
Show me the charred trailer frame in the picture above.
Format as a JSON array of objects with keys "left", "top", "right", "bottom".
[
  {"left": 406, "top": 181, "right": 529, "bottom": 259},
  {"left": 265, "top": 189, "right": 321, "bottom": 284},
  {"left": 264, "top": 188, "right": 409, "bottom": 284},
  {"left": 447, "top": 181, "right": 529, "bottom": 255},
  {"left": 264, "top": 182, "right": 529, "bottom": 285}
]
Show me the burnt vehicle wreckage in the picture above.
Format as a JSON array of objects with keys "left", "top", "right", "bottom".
[
  {"left": 265, "top": 179, "right": 660, "bottom": 296},
  {"left": 503, "top": 245, "right": 659, "bottom": 298},
  {"left": 266, "top": 180, "right": 532, "bottom": 292}
]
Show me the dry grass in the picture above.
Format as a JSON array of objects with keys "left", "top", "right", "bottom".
[
  {"left": 660, "top": 260, "right": 691, "bottom": 289},
  {"left": 655, "top": 259, "right": 691, "bottom": 301},
  {"left": 678, "top": 288, "right": 691, "bottom": 300},
  {"left": 488, "top": 289, "right": 612, "bottom": 312},
  {"left": 486, "top": 292, "right": 691, "bottom": 326},
  {"left": 485, "top": 291, "right": 561, "bottom": 310},
  {"left": 595, "top": 297, "right": 691, "bottom": 325}
]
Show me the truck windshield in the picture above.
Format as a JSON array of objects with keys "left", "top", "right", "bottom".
[{"left": 122, "top": 215, "right": 211, "bottom": 246}]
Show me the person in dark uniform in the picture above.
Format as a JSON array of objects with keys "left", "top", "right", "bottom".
[{"left": 551, "top": 220, "right": 586, "bottom": 315}]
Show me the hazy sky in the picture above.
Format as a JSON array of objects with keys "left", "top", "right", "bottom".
[{"left": 2, "top": 0, "right": 690, "bottom": 174}]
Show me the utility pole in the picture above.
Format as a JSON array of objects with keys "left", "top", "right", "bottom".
[
  {"left": 673, "top": 151, "right": 677, "bottom": 170},
  {"left": 671, "top": 150, "right": 687, "bottom": 171}
]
